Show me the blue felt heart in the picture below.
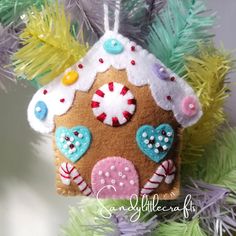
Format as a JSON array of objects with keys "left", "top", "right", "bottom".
[
  {"left": 55, "top": 126, "right": 91, "bottom": 163},
  {"left": 136, "top": 124, "right": 174, "bottom": 163}
]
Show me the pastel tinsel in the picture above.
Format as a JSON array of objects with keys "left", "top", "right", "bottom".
[
  {"left": 13, "top": 3, "right": 88, "bottom": 86},
  {"left": 181, "top": 48, "right": 231, "bottom": 166}
]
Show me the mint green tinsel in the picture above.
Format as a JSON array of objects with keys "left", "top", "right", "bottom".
[
  {"left": 0, "top": 0, "right": 45, "bottom": 26},
  {"left": 147, "top": 0, "right": 214, "bottom": 76}
]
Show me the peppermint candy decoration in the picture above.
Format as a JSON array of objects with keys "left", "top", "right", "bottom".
[
  {"left": 59, "top": 162, "right": 93, "bottom": 196},
  {"left": 91, "top": 82, "right": 136, "bottom": 127},
  {"left": 140, "top": 159, "right": 176, "bottom": 196}
]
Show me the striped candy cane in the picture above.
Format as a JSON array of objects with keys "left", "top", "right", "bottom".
[
  {"left": 141, "top": 159, "right": 176, "bottom": 196},
  {"left": 59, "top": 162, "right": 93, "bottom": 196}
]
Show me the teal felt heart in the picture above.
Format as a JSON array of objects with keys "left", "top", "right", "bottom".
[
  {"left": 55, "top": 126, "right": 91, "bottom": 163},
  {"left": 136, "top": 124, "right": 174, "bottom": 163}
]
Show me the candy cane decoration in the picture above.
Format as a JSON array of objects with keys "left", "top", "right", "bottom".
[
  {"left": 59, "top": 162, "right": 93, "bottom": 196},
  {"left": 141, "top": 159, "right": 176, "bottom": 196}
]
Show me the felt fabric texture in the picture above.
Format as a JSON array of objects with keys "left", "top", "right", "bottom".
[
  {"left": 54, "top": 67, "right": 181, "bottom": 200},
  {"left": 55, "top": 126, "right": 92, "bottom": 163},
  {"left": 27, "top": 31, "right": 202, "bottom": 133},
  {"left": 91, "top": 156, "right": 139, "bottom": 199}
]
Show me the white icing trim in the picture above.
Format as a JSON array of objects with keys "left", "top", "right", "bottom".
[{"left": 28, "top": 31, "right": 202, "bottom": 134}]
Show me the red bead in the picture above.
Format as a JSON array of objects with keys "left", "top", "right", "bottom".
[
  {"left": 43, "top": 89, "right": 48, "bottom": 95},
  {"left": 78, "top": 64, "right": 83, "bottom": 69},
  {"left": 131, "top": 46, "right": 136, "bottom": 51},
  {"left": 65, "top": 137, "right": 70, "bottom": 141},
  {"left": 170, "top": 76, "right": 175, "bottom": 81},
  {"left": 167, "top": 96, "right": 172, "bottom": 101},
  {"left": 60, "top": 98, "right": 65, "bottom": 103},
  {"left": 99, "top": 58, "right": 104, "bottom": 63},
  {"left": 70, "top": 144, "right": 75, "bottom": 149},
  {"left": 74, "top": 131, "right": 79, "bottom": 136},
  {"left": 131, "top": 60, "right": 136, "bottom": 65}
]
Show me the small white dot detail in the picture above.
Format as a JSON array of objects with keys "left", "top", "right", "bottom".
[
  {"left": 63, "top": 144, "right": 68, "bottom": 149},
  {"left": 101, "top": 179, "right": 105, "bottom": 184},
  {"left": 78, "top": 133, "right": 83, "bottom": 139},
  {"left": 144, "top": 139, "right": 149, "bottom": 144},
  {"left": 158, "top": 136, "right": 163, "bottom": 141},
  {"left": 70, "top": 137, "right": 74, "bottom": 142},
  {"left": 119, "top": 182, "right": 124, "bottom": 187},
  {"left": 150, "top": 136, "right": 155, "bottom": 140},
  {"left": 154, "top": 149, "right": 159, "bottom": 153},
  {"left": 111, "top": 179, "right": 116, "bottom": 184},
  {"left": 155, "top": 143, "right": 160, "bottom": 148},
  {"left": 164, "top": 137, "right": 169, "bottom": 143},
  {"left": 142, "top": 132, "right": 148, "bottom": 138},
  {"left": 130, "top": 180, "right": 135, "bottom": 185},
  {"left": 122, "top": 175, "right": 126, "bottom": 179},
  {"left": 105, "top": 172, "right": 110, "bottom": 177},
  {"left": 148, "top": 144, "right": 153, "bottom": 149},
  {"left": 35, "top": 107, "right": 41, "bottom": 112},
  {"left": 118, "top": 172, "right": 123, "bottom": 177},
  {"left": 98, "top": 171, "right": 103, "bottom": 176},
  {"left": 124, "top": 167, "right": 129, "bottom": 172},
  {"left": 163, "top": 145, "right": 168, "bottom": 150},
  {"left": 75, "top": 141, "right": 80, "bottom": 147},
  {"left": 167, "top": 132, "right": 172, "bottom": 137},
  {"left": 110, "top": 165, "right": 115, "bottom": 170}
]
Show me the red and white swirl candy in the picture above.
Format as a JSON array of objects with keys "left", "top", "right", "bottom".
[
  {"left": 141, "top": 159, "right": 176, "bottom": 196},
  {"left": 59, "top": 162, "right": 93, "bottom": 196},
  {"left": 91, "top": 82, "right": 136, "bottom": 127}
]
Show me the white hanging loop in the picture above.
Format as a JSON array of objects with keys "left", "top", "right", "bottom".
[
  {"left": 113, "top": 0, "right": 121, "bottom": 33},
  {"left": 104, "top": 2, "right": 110, "bottom": 32}
]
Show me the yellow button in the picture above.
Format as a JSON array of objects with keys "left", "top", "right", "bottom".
[{"left": 62, "top": 70, "right": 79, "bottom": 86}]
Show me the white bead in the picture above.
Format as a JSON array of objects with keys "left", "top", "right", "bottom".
[
  {"left": 78, "top": 133, "right": 83, "bottom": 139},
  {"left": 110, "top": 165, "right": 115, "bottom": 170},
  {"left": 154, "top": 149, "right": 159, "bottom": 153},
  {"left": 111, "top": 179, "right": 116, "bottom": 184},
  {"left": 124, "top": 167, "right": 129, "bottom": 172},
  {"left": 98, "top": 171, "right": 103, "bottom": 176},
  {"left": 60, "top": 138, "right": 64, "bottom": 143},
  {"left": 72, "top": 148, "right": 76, "bottom": 153},
  {"left": 164, "top": 137, "right": 169, "bottom": 143},
  {"left": 122, "top": 175, "right": 126, "bottom": 179},
  {"left": 148, "top": 144, "right": 153, "bottom": 149},
  {"left": 67, "top": 141, "right": 71, "bottom": 145},
  {"left": 75, "top": 142, "right": 80, "bottom": 147},
  {"left": 150, "top": 136, "right": 155, "bottom": 140},
  {"left": 142, "top": 132, "right": 148, "bottom": 138},
  {"left": 155, "top": 143, "right": 160, "bottom": 147},
  {"left": 35, "top": 107, "right": 41, "bottom": 112},
  {"left": 68, "top": 149, "right": 73, "bottom": 154},
  {"left": 163, "top": 145, "right": 168, "bottom": 150},
  {"left": 167, "top": 132, "right": 172, "bottom": 137},
  {"left": 70, "top": 137, "right": 74, "bottom": 142},
  {"left": 144, "top": 139, "right": 149, "bottom": 144},
  {"left": 105, "top": 172, "right": 110, "bottom": 177},
  {"left": 119, "top": 182, "right": 124, "bottom": 187},
  {"left": 158, "top": 136, "right": 163, "bottom": 141},
  {"left": 63, "top": 144, "right": 68, "bottom": 149},
  {"left": 130, "top": 180, "right": 135, "bottom": 185},
  {"left": 101, "top": 179, "right": 105, "bottom": 184},
  {"left": 118, "top": 172, "right": 123, "bottom": 177},
  {"left": 189, "top": 104, "right": 195, "bottom": 109}
]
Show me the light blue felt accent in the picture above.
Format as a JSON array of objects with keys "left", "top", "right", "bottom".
[
  {"left": 34, "top": 101, "right": 48, "bottom": 120},
  {"left": 55, "top": 126, "right": 92, "bottom": 163},
  {"left": 103, "top": 38, "right": 124, "bottom": 55},
  {"left": 136, "top": 124, "right": 174, "bottom": 163}
]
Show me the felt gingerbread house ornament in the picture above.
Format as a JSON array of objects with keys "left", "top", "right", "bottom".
[{"left": 27, "top": 2, "right": 202, "bottom": 200}]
